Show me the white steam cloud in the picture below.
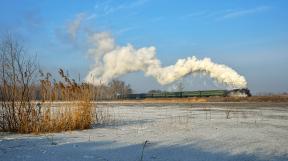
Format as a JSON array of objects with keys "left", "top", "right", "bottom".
[{"left": 85, "top": 32, "right": 247, "bottom": 89}]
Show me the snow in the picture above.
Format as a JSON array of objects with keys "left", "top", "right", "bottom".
[{"left": 1, "top": 103, "right": 288, "bottom": 161}]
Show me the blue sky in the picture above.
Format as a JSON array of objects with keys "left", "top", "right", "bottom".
[{"left": 1, "top": 0, "right": 288, "bottom": 93}]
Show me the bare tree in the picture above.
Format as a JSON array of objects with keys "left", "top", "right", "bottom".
[
  {"left": 0, "top": 33, "right": 38, "bottom": 132},
  {"left": 108, "top": 79, "right": 132, "bottom": 99},
  {"left": 89, "top": 79, "right": 133, "bottom": 100}
]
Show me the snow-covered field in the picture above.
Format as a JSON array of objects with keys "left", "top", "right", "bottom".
[{"left": 1, "top": 102, "right": 288, "bottom": 161}]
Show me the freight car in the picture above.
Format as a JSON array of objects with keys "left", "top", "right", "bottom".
[{"left": 125, "top": 88, "right": 251, "bottom": 99}]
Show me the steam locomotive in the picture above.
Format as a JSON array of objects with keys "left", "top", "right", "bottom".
[{"left": 125, "top": 88, "right": 251, "bottom": 99}]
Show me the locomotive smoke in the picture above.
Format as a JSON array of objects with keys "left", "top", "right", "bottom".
[{"left": 85, "top": 32, "right": 247, "bottom": 89}]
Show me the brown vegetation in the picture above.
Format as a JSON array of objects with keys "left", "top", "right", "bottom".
[
  {"left": 98, "top": 95, "right": 288, "bottom": 104},
  {"left": 34, "top": 69, "right": 95, "bottom": 133},
  {"left": 207, "top": 95, "right": 288, "bottom": 102},
  {"left": 99, "top": 97, "right": 208, "bottom": 104},
  {"left": 142, "top": 95, "right": 288, "bottom": 103},
  {"left": 0, "top": 34, "right": 97, "bottom": 133},
  {"left": 0, "top": 34, "right": 39, "bottom": 133}
]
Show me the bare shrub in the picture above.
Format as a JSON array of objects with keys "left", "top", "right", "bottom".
[
  {"left": 0, "top": 34, "right": 38, "bottom": 132},
  {"left": 0, "top": 34, "right": 99, "bottom": 133},
  {"left": 225, "top": 109, "right": 231, "bottom": 119},
  {"left": 203, "top": 106, "right": 211, "bottom": 120}
]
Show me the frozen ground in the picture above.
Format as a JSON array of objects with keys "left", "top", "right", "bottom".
[{"left": 1, "top": 102, "right": 288, "bottom": 161}]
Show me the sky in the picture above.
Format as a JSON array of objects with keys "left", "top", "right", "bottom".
[{"left": 0, "top": 0, "right": 288, "bottom": 94}]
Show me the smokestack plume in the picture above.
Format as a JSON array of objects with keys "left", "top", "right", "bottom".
[{"left": 85, "top": 32, "right": 247, "bottom": 89}]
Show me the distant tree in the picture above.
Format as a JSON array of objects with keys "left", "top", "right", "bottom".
[
  {"left": 176, "top": 82, "right": 184, "bottom": 92},
  {"left": 148, "top": 90, "right": 162, "bottom": 94},
  {"left": 104, "top": 79, "right": 132, "bottom": 99},
  {"left": 123, "top": 84, "right": 132, "bottom": 96}
]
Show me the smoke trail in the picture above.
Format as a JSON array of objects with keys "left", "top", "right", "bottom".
[{"left": 85, "top": 32, "right": 247, "bottom": 89}]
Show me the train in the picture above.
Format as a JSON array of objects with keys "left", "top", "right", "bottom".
[{"left": 125, "top": 88, "right": 251, "bottom": 99}]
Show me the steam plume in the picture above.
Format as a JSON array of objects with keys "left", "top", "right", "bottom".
[{"left": 85, "top": 32, "right": 247, "bottom": 89}]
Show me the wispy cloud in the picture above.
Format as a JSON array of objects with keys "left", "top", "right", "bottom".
[
  {"left": 67, "top": 13, "right": 86, "bottom": 40},
  {"left": 180, "top": 10, "right": 208, "bottom": 20},
  {"left": 220, "top": 6, "right": 271, "bottom": 20},
  {"left": 181, "top": 6, "right": 271, "bottom": 21},
  {"left": 125, "top": 0, "right": 149, "bottom": 9},
  {"left": 86, "top": 14, "right": 97, "bottom": 20},
  {"left": 94, "top": 0, "right": 149, "bottom": 16},
  {"left": 115, "top": 26, "right": 136, "bottom": 35}
]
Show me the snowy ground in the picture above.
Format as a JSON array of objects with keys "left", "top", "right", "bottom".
[{"left": 1, "top": 102, "right": 288, "bottom": 161}]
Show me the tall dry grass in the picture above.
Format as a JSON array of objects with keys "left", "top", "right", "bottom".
[
  {"left": 0, "top": 35, "right": 111, "bottom": 134},
  {"left": 33, "top": 69, "right": 95, "bottom": 133},
  {"left": 0, "top": 69, "right": 96, "bottom": 133}
]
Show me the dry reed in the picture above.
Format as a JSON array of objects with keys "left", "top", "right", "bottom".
[{"left": 0, "top": 69, "right": 96, "bottom": 133}]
